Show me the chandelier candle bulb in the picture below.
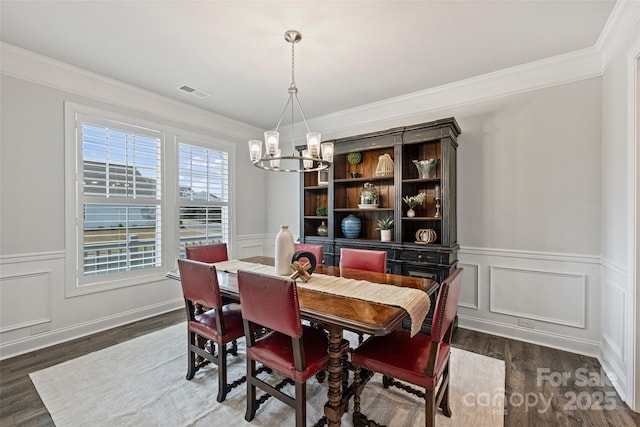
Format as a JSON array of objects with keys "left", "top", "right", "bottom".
[
  {"left": 302, "top": 149, "right": 313, "bottom": 169},
  {"left": 248, "top": 140, "right": 262, "bottom": 162},
  {"left": 321, "top": 142, "right": 334, "bottom": 162},
  {"left": 264, "top": 131, "right": 279, "bottom": 156},
  {"left": 307, "top": 132, "right": 321, "bottom": 157},
  {"left": 270, "top": 149, "right": 281, "bottom": 169}
]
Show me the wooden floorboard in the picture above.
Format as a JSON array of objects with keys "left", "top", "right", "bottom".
[{"left": 1, "top": 310, "right": 638, "bottom": 426}]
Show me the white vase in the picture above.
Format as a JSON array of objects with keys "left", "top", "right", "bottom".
[
  {"left": 275, "top": 225, "right": 295, "bottom": 275},
  {"left": 407, "top": 208, "right": 416, "bottom": 217},
  {"left": 380, "top": 229, "right": 392, "bottom": 242}
]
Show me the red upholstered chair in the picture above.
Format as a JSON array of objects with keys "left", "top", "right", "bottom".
[
  {"left": 177, "top": 259, "right": 245, "bottom": 403},
  {"left": 294, "top": 243, "right": 324, "bottom": 265},
  {"left": 350, "top": 268, "right": 463, "bottom": 427},
  {"left": 339, "top": 248, "right": 387, "bottom": 345},
  {"left": 186, "top": 243, "right": 235, "bottom": 308},
  {"left": 186, "top": 243, "right": 229, "bottom": 263},
  {"left": 237, "top": 270, "right": 330, "bottom": 427},
  {"left": 339, "top": 248, "right": 387, "bottom": 273}
]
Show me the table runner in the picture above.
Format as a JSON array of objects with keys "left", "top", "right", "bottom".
[{"left": 213, "top": 260, "right": 430, "bottom": 337}]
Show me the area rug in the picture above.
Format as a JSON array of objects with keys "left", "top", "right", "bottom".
[{"left": 30, "top": 323, "right": 505, "bottom": 426}]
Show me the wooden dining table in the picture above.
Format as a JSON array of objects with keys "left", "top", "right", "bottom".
[{"left": 167, "top": 255, "right": 438, "bottom": 427}]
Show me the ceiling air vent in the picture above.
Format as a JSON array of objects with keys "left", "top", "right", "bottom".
[{"left": 178, "top": 85, "right": 210, "bottom": 99}]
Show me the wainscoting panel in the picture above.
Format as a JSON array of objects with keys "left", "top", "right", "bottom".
[
  {"left": 599, "top": 258, "right": 631, "bottom": 404},
  {"left": 458, "top": 262, "right": 479, "bottom": 310},
  {"left": 234, "top": 234, "right": 269, "bottom": 259},
  {"left": 0, "top": 270, "right": 51, "bottom": 333},
  {"left": 601, "top": 278, "right": 626, "bottom": 360},
  {"left": 490, "top": 266, "right": 586, "bottom": 328},
  {"left": 457, "top": 246, "right": 600, "bottom": 357}
]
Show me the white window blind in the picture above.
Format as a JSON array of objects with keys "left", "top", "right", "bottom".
[
  {"left": 178, "top": 142, "right": 229, "bottom": 257},
  {"left": 80, "top": 118, "right": 162, "bottom": 277}
]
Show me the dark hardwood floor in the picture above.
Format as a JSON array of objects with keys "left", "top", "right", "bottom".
[{"left": 1, "top": 310, "right": 638, "bottom": 426}]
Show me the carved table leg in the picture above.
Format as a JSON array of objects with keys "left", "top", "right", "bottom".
[{"left": 324, "top": 324, "right": 345, "bottom": 426}]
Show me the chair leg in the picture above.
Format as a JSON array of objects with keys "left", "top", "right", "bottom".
[
  {"left": 186, "top": 331, "right": 196, "bottom": 380},
  {"left": 439, "top": 381, "right": 452, "bottom": 418},
  {"left": 294, "top": 381, "right": 306, "bottom": 427},
  {"left": 352, "top": 365, "right": 365, "bottom": 426},
  {"left": 245, "top": 358, "right": 257, "bottom": 422},
  {"left": 382, "top": 374, "right": 393, "bottom": 388},
  {"left": 438, "top": 367, "right": 452, "bottom": 418},
  {"left": 228, "top": 339, "right": 238, "bottom": 356},
  {"left": 216, "top": 343, "right": 228, "bottom": 403},
  {"left": 425, "top": 388, "right": 436, "bottom": 427}
]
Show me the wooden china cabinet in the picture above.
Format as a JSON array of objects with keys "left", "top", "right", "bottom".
[{"left": 299, "top": 117, "right": 461, "bottom": 334}]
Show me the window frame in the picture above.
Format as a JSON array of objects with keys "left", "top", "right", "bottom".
[
  {"left": 177, "top": 138, "right": 230, "bottom": 258},
  {"left": 64, "top": 102, "right": 235, "bottom": 297}
]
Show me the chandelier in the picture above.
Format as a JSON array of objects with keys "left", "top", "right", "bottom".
[{"left": 248, "top": 30, "right": 333, "bottom": 172}]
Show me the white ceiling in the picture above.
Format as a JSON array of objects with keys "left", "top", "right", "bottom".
[{"left": 0, "top": 0, "right": 616, "bottom": 129}]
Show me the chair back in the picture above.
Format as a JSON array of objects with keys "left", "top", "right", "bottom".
[
  {"left": 294, "top": 243, "right": 323, "bottom": 265},
  {"left": 186, "top": 243, "right": 229, "bottom": 263},
  {"left": 339, "top": 248, "right": 387, "bottom": 273},
  {"left": 237, "top": 270, "right": 303, "bottom": 339},
  {"left": 430, "top": 268, "right": 463, "bottom": 343},
  {"left": 177, "top": 259, "right": 224, "bottom": 310}
]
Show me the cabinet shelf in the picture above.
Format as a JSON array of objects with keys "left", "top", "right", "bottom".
[
  {"left": 304, "top": 185, "right": 329, "bottom": 190},
  {"left": 335, "top": 208, "right": 394, "bottom": 212},
  {"left": 402, "top": 178, "right": 440, "bottom": 184},
  {"left": 304, "top": 216, "right": 329, "bottom": 220},
  {"left": 402, "top": 216, "right": 442, "bottom": 221},
  {"left": 334, "top": 176, "right": 394, "bottom": 184}
]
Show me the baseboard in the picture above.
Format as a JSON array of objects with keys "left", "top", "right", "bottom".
[
  {"left": 458, "top": 314, "right": 600, "bottom": 358},
  {"left": 0, "top": 299, "right": 183, "bottom": 361}
]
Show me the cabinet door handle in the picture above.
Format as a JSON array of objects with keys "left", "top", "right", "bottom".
[{"left": 417, "top": 254, "right": 423, "bottom": 260}]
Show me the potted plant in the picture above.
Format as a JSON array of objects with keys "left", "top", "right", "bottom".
[
  {"left": 315, "top": 206, "right": 328, "bottom": 216},
  {"left": 347, "top": 152, "right": 362, "bottom": 178},
  {"left": 376, "top": 216, "right": 394, "bottom": 241},
  {"left": 315, "top": 206, "right": 329, "bottom": 236},
  {"left": 402, "top": 193, "right": 427, "bottom": 217}
]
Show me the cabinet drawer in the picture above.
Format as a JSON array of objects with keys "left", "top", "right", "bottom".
[{"left": 400, "top": 249, "right": 449, "bottom": 264}]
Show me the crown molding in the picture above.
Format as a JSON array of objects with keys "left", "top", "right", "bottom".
[
  {"left": 312, "top": 46, "right": 603, "bottom": 138},
  {"left": 597, "top": 0, "right": 640, "bottom": 71},
  {"left": 0, "top": 42, "right": 261, "bottom": 141}
]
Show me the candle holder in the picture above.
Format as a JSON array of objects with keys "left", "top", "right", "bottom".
[{"left": 434, "top": 185, "right": 442, "bottom": 218}]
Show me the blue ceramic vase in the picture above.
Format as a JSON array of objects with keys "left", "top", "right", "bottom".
[{"left": 341, "top": 214, "right": 362, "bottom": 238}]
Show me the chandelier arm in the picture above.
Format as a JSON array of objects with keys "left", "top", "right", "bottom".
[
  {"left": 293, "top": 93, "right": 312, "bottom": 134},
  {"left": 273, "top": 94, "right": 294, "bottom": 132},
  {"left": 290, "top": 92, "right": 296, "bottom": 156}
]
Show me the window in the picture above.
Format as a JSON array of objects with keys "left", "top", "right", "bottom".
[
  {"left": 65, "top": 103, "right": 233, "bottom": 295},
  {"left": 178, "top": 142, "right": 229, "bottom": 258},
  {"left": 79, "top": 118, "right": 162, "bottom": 278}
]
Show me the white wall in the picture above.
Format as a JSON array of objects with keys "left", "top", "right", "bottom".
[{"left": 0, "top": 44, "right": 270, "bottom": 359}]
